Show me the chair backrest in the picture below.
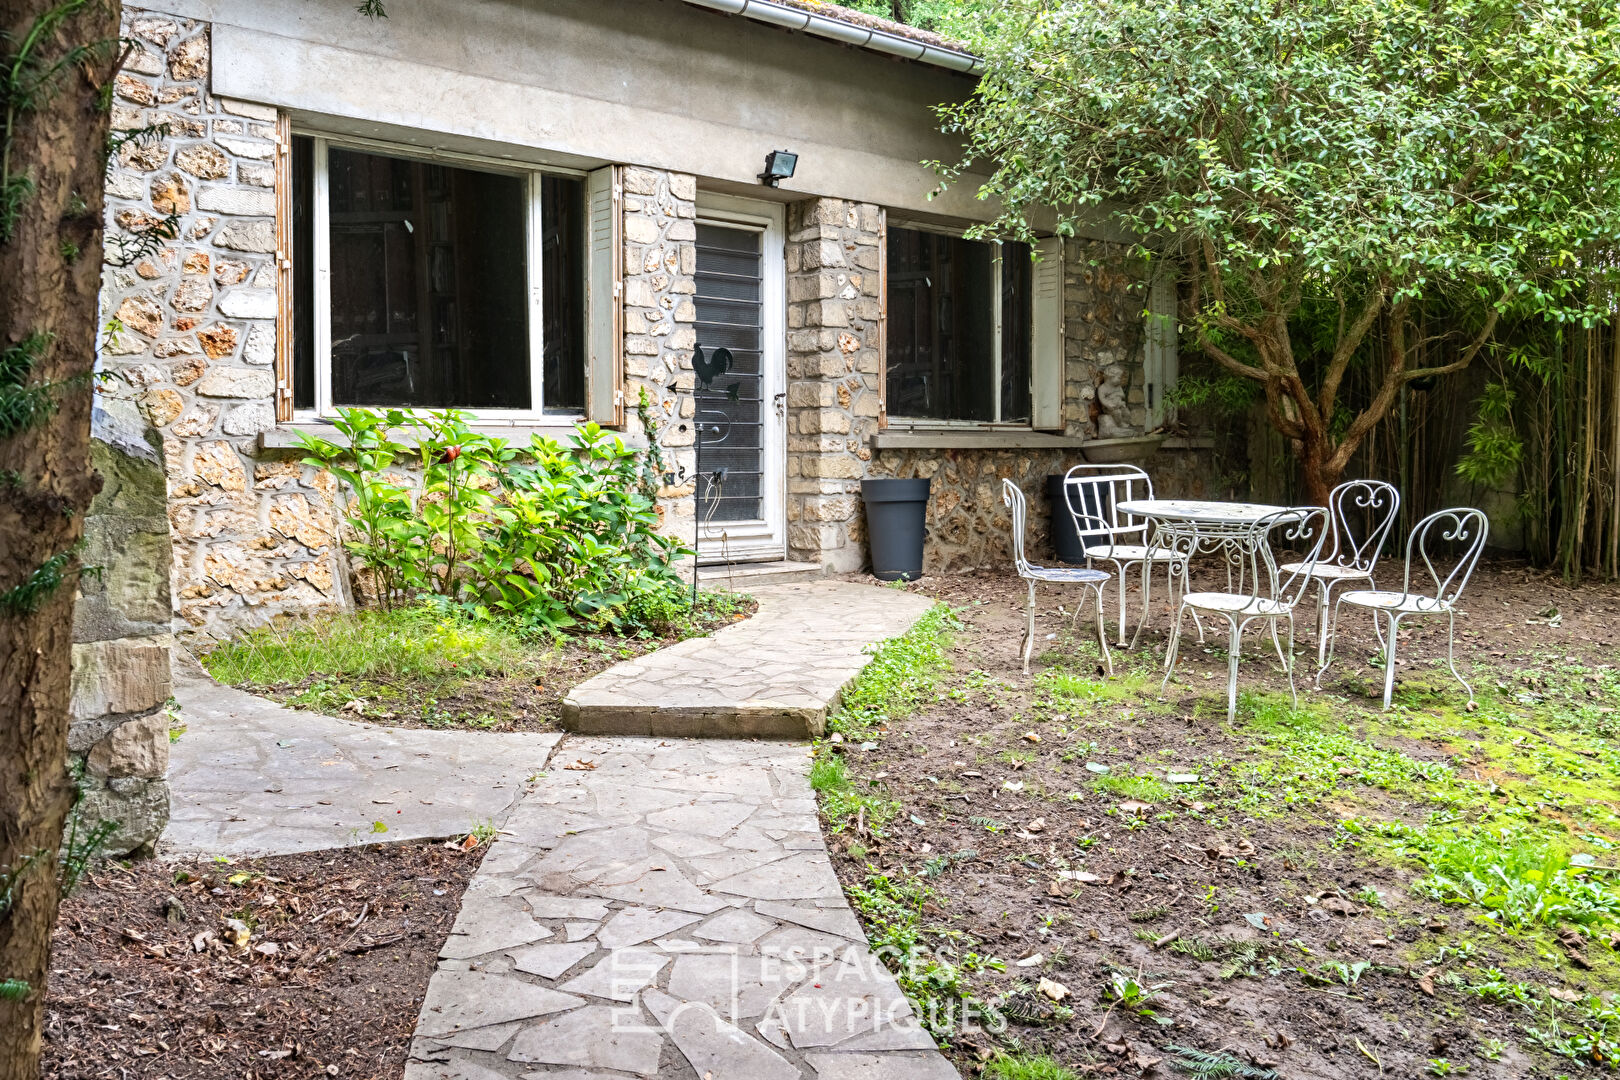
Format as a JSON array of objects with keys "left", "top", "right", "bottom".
[
  {"left": 1001, "top": 479, "right": 1035, "bottom": 577},
  {"left": 1062, "top": 464, "right": 1155, "bottom": 552},
  {"left": 1260, "top": 506, "right": 1333, "bottom": 608},
  {"left": 1399, "top": 508, "right": 1489, "bottom": 605},
  {"left": 1324, "top": 480, "right": 1401, "bottom": 571}
]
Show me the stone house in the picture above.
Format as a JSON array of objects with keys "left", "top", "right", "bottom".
[{"left": 94, "top": 0, "right": 1215, "bottom": 640}]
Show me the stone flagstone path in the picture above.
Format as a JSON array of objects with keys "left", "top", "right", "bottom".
[
  {"left": 406, "top": 736, "right": 959, "bottom": 1080},
  {"left": 562, "top": 581, "right": 936, "bottom": 739},
  {"left": 168, "top": 654, "right": 561, "bottom": 856}
]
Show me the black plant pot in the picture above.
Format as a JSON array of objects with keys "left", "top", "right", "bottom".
[{"left": 862, "top": 477, "right": 931, "bottom": 582}]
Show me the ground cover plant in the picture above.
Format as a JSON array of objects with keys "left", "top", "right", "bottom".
[
  {"left": 813, "top": 562, "right": 1620, "bottom": 1078},
  {"left": 200, "top": 591, "right": 753, "bottom": 732}
]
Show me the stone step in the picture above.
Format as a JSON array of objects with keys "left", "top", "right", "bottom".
[
  {"left": 695, "top": 559, "right": 824, "bottom": 590},
  {"left": 560, "top": 580, "right": 934, "bottom": 739}
]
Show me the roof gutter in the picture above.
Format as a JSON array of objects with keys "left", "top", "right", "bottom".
[{"left": 683, "top": 0, "right": 983, "bottom": 74}]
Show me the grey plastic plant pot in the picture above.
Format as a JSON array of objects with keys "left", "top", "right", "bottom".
[{"left": 861, "top": 477, "right": 932, "bottom": 582}]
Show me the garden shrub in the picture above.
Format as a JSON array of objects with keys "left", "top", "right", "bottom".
[{"left": 299, "top": 408, "right": 687, "bottom": 632}]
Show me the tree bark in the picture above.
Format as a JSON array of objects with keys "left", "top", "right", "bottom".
[{"left": 0, "top": 1, "right": 120, "bottom": 1073}]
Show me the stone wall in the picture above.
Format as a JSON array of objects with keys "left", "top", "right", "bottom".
[
  {"left": 70, "top": 402, "right": 173, "bottom": 856},
  {"left": 783, "top": 199, "right": 884, "bottom": 571},
  {"left": 98, "top": 10, "right": 344, "bottom": 634},
  {"left": 619, "top": 167, "right": 701, "bottom": 541},
  {"left": 1063, "top": 240, "right": 1149, "bottom": 439}
]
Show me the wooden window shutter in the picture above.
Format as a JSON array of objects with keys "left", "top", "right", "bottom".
[
  {"left": 1030, "top": 236, "right": 1065, "bottom": 431},
  {"left": 586, "top": 165, "right": 625, "bottom": 427},
  {"left": 274, "top": 113, "right": 294, "bottom": 422},
  {"left": 1144, "top": 267, "right": 1178, "bottom": 430},
  {"left": 876, "top": 208, "right": 888, "bottom": 430}
]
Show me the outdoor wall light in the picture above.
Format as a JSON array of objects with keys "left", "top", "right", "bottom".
[{"left": 759, "top": 149, "right": 798, "bottom": 187}]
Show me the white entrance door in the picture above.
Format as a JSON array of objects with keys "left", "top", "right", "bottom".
[{"left": 692, "top": 195, "right": 785, "bottom": 563}]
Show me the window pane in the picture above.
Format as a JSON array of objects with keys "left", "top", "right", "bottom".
[
  {"left": 292, "top": 136, "right": 314, "bottom": 410},
  {"left": 325, "top": 146, "right": 530, "bottom": 410},
  {"left": 1000, "top": 240, "right": 1032, "bottom": 423},
  {"left": 885, "top": 227, "right": 996, "bottom": 422},
  {"left": 541, "top": 176, "right": 585, "bottom": 413},
  {"left": 694, "top": 223, "right": 766, "bottom": 523}
]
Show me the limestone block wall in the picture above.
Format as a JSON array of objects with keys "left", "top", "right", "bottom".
[
  {"left": 70, "top": 402, "right": 173, "bottom": 856},
  {"left": 783, "top": 198, "right": 884, "bottom": 571},
  {"left": 1063, "top": 240, "right": 1149, "bottom": 439},
  {"left": 97, "top": 11, "right": 343, "bottom": 633}
]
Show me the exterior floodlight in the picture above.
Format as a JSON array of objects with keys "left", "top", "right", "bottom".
[{"left": 759, "top": 150, "right": 798, "bottom": 187}]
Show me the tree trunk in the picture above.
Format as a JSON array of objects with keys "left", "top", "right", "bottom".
[
  {"left": 1296, "top": 430, "right": 1340, "bottom": 507},
  {"left": 0, "top": 1, "right": 120, "bottom": 1073}
]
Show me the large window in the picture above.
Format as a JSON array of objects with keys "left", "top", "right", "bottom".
[
  {"left": 292, "top": 137, "right": 585, "bottom": 417},
  {"left": 886, "top": 226, "right": 1032, "bottom": 424}
]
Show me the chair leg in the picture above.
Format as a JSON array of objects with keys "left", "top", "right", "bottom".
[
  {"left": 1269, "top": 617, "right": 1288, "bottom": 669},
  {"left": 1315, "top": 598, "right": 1348, "bottom": 690},
  {"left": 1116, "top": 562, "right": 1130, "bottom": 647},
  {"left": 1445, "top": 610, "right": 1473, "bottom": 705},
  {"left": 1093, "top": 584, "right": 1114, "bottom": 677},
  {"left": 1159, "top": 603, "right": 1189, "bottom": 692},
  {"left": 1022, "top": 579, "right": 1037, "bottom": 675},
  {"left": 1381, "top": 611, "right": 1401, "bottom": 710},
  {"left": 1315, "top": 580, "right": 1331, "bottom": 668},
  {"left": 1283, "top": 615, "right": 1299, "bottom": 709},
  {"left": 1225, "top": 617, "right": 1242, "bottom": 722}
]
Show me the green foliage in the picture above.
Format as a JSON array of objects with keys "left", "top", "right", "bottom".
[
  {"left": 201, "top": 604, "right": 539, "bottom": 688},
  {"left": 0, "top": 544, "right": 78, "bottom": 616},
  {"left": 810, "top": 752, "right": 899, "bottom": 834},
  {"left": 1457, "top": 379, "right": 1522, "bottom": 489},
  {"left": 298, "top": 408, "right": 688, "bottom": 632},
  {"left": 985, "top": 1054, "right": 1083, "bottom": 1080},
  {"left": 1165, "top": 1045, "right": 1280, "bottom": 1079},
  {"left": 828, "top": 604, "right": 961, "bottom": 738},
  {"left": 940, "top": 0, "right": 1620, "bottom": 493},
  {"left": 0, "top": 979, "right": 29, "bottom": 1001},
  {"left": 1165, "top": 374, "right": 1259, "bottom": 418},
  {"left": 1374, "top": 821, "right": 1620, "bottom": 931},
  {"left": 1, "top": 0, "right": 117, "bottom": 242},
  {"left": 0, "top": 331, "right": 56, "bottom": 439},
  {"left": 847, "top": 869, "right": 1003, "bottom": 1041},
  {"left": 840, "top": 0, "right": 1003, "bottom": 40}
]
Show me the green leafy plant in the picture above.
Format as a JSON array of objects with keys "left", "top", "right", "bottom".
[{"left": 298, "top": 408, "right": 688, "bottom": 631}]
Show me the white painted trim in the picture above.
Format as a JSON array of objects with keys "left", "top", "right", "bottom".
[
  {"left": 300, "top": 133, "right": 582, "bottom": 422},
  {"left": 695, "top": 192, "right": 786, "bottom": 562}
]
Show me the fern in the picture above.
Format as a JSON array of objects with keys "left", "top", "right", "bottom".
[
  {"left": 1171, "top": 936, "right": 1217, "bottom": 962},
  {"left": 0, "top": 545, "right": 78, "bottom": 616},
  {"left": 1166, "top": 1044, "right": 1279, "bottom": 1079},
  {"left": 0, "top": 332, "right": 55, "bottom": 439}
]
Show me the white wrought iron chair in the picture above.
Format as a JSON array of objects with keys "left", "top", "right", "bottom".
[
  {"left": 1316, "top": 507, "right": 1487, "bottom": 711},
  {"left": 1062, "top": 464, "right": 1190, "bottom": 647},
  {"left": 1159, "top": 506, "right": 1330, "bottom": 721},
  {"left": 1002, "top": 479, "right": 1113, "bottom": 677},
  {"left": 1279, "top": 479, "right": 1401, "bottom": 666}
]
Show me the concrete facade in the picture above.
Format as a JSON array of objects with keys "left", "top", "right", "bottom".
[{"left": 92, "top": 1, "right": 1214, "bottom": 634}]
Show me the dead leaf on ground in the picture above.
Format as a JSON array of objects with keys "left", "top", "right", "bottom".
[
  {"left": 563, "top": 758, "right": 597, "bottom": 771},
  {"left": 1117, "top": 799, "right": 1153, "bottom": 815},
  {"left": 1037, "top": 977, "right": 1071, "bottom": 1002}
]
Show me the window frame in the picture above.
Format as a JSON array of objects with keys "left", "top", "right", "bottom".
[
  {"left": 294, "top": 132, "right": 587, "bottom": 424},
  {"left": 883, "top": 218, "right": 1034, "bottom": 431}
]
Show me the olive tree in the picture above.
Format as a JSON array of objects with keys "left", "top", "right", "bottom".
[{"left": 939, "top": 0, "right": 1620, "bottom": 502}]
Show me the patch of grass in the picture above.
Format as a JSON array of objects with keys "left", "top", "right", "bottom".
[
  {"left": 810, "top": 753, "right": 898, "bottom": 834},
  {"left": 847, "top": 869, "right": 1004, "bottom": 1044},
  {"left": 1355, "top": 820, "right": 1620, "bottom": 932},
  {"left": 829, "top": 604, "right": 962, "bottom": 738},
  {"left": 1093, "top": 772, "right": 1176, "bottom": 803},
  {"left": 1229, "top": 692, "right": 1459, "bottom": 813},
  {"left": 203, "top": 604, "right": 540, "bottom": 687},
  {"left": 985, "top": 1053, "right": 1083, "bottom": 1080}
]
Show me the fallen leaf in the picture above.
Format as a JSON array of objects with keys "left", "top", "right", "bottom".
[
  {"left": 563, "top": 758, "right": 597, "bottom": 771},
  {"left": 1037, "top": 977, "right": 1071, "bottom": 1002},
  {"left": 1085, "top": 762, "right": 1111, "bottom": 774},
  {"left": 1022, "top": 731, "right": 1042, "bottom": 743},
  {"left": 1117, "top": 799, "right": 1153, "bottom": 815},
  {"left": 221, "top": 917, "right": 251, "bottom": 948},
  {"left": 1549, "top": 985, "right": 1584, "bottom": 1003},
  {"left": 1417, "top": 970, "right": 1435, "bottom": 997},
  {"left": 1026, "top": 817, "right": 1047, "bottom": 833},
  {"left": 1241, "top": 912, "right": 1272, "bottom": 930}
]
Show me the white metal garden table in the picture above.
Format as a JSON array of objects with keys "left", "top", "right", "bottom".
[{"left": 1114, "top": 499, "right": 1306, "bottom": 649}]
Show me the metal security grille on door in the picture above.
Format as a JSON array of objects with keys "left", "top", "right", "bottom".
[{"left": 695, "top": 223, "right": 765, "bottom": 524}]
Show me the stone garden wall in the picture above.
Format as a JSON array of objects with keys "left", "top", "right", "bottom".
[
  {"left": 98, "top": 11, "right": 345, "bottom": 635},
  {"left": 69, "top": 402, "right": 173, "bottom": 856}
]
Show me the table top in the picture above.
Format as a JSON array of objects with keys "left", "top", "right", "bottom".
[{"left": 1115, "top": 498, "right": 1300, "bottom": 524}]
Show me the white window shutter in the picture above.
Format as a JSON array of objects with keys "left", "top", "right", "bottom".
[
  {"left": 586, "top": 165, "right": 624, "bottom": 427},
  {"left": 1030, "top": 237, "right": 1064, "bottom": 431},
  {"left": 1144, "top": 267, "right": 1178, "bottom": 430}
]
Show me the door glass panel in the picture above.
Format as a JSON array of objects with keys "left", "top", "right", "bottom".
[{"left": 695, "top": 222, "right": 765, "bottom": 525}]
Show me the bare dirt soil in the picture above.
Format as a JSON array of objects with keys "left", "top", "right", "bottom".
[
  {"left": 823, "top": 559, "right": 1620, "bottom": 1079},
  {"left": 43, "top": 841, "right": 479, "bottom": 1080}
]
